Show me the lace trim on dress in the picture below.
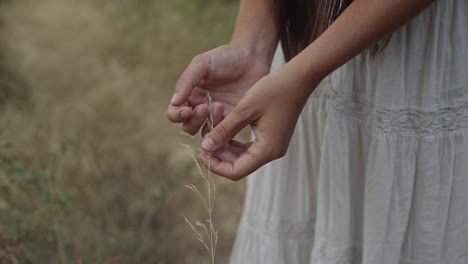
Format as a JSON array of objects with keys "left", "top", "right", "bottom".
[{"left": 326, "top": 89, "right": 468, "bottom": 136}]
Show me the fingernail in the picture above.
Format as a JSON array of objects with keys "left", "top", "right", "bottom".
[
  {"left": 170, "top": 92, "right": 179, "bottom": 104},
  {"left": 201, "top": 136, "right": 215, "bottom": 151}
]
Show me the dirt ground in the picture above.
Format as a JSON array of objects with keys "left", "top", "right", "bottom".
[{"left": 0, "top": 0, "right": 245, "bottom": 263}]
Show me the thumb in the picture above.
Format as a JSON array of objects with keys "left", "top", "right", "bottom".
[
  {"left": 171, "top": 53, "right": 210, "bottom": 106},
  {"left": 201, "top": 105, "right": 256, "bottom": 153}
]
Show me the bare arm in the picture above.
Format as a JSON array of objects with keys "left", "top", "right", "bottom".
[
  {"left": 230, "top": 0, "right": 279, "bottom": 64},
  {"left": 201, "top": 0, "right": 434, "bottom": 179},
  {"left": 167, "top": 0, "right": 279, "bottom": 136},
  {"left": 284, "top": 0, "right": 434, "bottom": 88}
]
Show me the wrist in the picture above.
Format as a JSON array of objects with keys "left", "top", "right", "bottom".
[
  {"left": 267, "top": 66, "right": 317, "bottom": 108},
  {"left": 229, "top": 31, "right": 278, "bottom": 66}
]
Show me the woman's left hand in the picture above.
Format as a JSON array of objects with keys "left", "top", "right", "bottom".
[{"left": 198, "top": 69, "right": 318, "bottom": 180}]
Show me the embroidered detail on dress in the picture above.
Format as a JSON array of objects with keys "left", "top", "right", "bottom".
[
  {"left": 325, "top": 89, "right": 468, "bottom": 136},
  {"left": 241, "top": 210, "right": 315, "bottom": 240}
]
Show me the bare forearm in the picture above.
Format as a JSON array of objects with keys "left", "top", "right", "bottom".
[
  {"left": 230, "top": 0, "right": 279, "bottom": 64},
  {"left": 283, "top": 0, "right": 433, "bottom": 89}
]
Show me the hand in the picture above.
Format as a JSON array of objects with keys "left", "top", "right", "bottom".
[
  {"left": 198, "top": 70, "right": 318, "bottom": 180},
  {"left": 167, "top": 45, "right": 271, "bottom": 135}
]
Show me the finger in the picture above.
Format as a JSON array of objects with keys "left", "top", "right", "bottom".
[
  {"left": 188, "top": 87, "right": 208, "bottom": 107},
  {"left": 211, "top": 102, "right": 224, "bottom": 127},
  {"left": 200, "top": 102, "right": 223, "bottom": 137},
  {"left": 212, "top": 140, "right": 249, "bottom": 162},
  {"left": 171, "top": 54, "right": 210, "bottom": 106},
  {"left": 212, "top": 147, "right": 238, "bottom": 163},
  {"left": 182, "top": 104, "right": 209, "bottom": 135},
  {"left": 199, "top": 140, "right": 267, "bottom": 180},
  {"left": 201, "top": 123, "right": 210, "bottom": 137},
  {"left": 228, "top": 140, "right": 250, "bottom": 155},
  {"left": 201, "top": 102, "right": 224, "bottom": 137},
  {"left": 166, "top": 104, "right": 194, "bottom": 123},
  {"left": 201, "top": 103, "right": 257, "bottom": 153}
]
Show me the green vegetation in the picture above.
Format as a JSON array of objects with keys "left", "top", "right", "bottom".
[{"left": 0, "top": 0, "right": 243, "bottom": 263}]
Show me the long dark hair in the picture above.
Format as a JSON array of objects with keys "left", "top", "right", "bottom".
[{"left": 276, "top": 0, "right": 390, "bottom": 61}]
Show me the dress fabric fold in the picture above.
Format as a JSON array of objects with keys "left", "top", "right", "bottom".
[{"left": 229, "top": 1, "right": 468, "bottom": 264}]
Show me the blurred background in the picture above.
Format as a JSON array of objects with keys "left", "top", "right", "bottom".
[{"left": 0, "top": 0, "right": 246, "bottom": 263}]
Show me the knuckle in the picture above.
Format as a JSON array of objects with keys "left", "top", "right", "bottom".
[
  {"left": 213, "top": 123, "right": 230, "bottom": 140},
  {"left": 277, "top": 148, "right": 288, "bottom": 159},
  {"left": 191, "top": 114, "right": 206, "bottom": 127},
  {"left": 235, "top": 171, "right": 249, "bottom": 181},
  {"left": 226, "top": 172, "right": 243, "bottom": 182},
  {"left": 166, "top": 110, "right": 177, "bottom": 123},
  {"left": 231, "top": 176, "right": 242, "bottom": 182},
  {"left": 235, "top": 104, "right": 254, "bottom": 119},
  {"left": 265, "top": 145, "right": 287, "bottom": 160}
]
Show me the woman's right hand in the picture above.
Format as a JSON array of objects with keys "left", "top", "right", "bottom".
[{"left": 167, "top": 45, "right": 272, "bottom": 135}]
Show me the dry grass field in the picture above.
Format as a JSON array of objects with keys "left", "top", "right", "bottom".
[{"left": 0, "top": 0, "right": 246, "bottom": 263}]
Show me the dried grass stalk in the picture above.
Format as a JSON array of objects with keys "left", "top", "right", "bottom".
[{"left": 183, "top": 94, "right": 218, "bottom": 264}]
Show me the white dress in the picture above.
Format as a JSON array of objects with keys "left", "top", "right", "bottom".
[{"left": 229, "top": 1, "right": 468, "bottom": 264}]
